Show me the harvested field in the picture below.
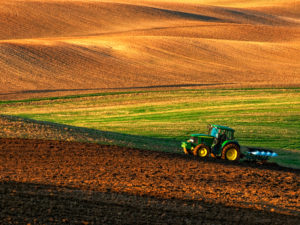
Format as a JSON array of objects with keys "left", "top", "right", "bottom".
[
  {"left": 0, "top": 0, "right": 300, "bottom": 100},
  {"left": 0, "top": 138, "right": 299, "bottom": 224}
]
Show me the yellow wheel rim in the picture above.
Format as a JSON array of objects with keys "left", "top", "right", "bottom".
[
  {"left": 226, "top": 148, "right": 238, "bottom": 160},
  {"left": 199, "top": 148, "right": 208, "bottom": 157}
]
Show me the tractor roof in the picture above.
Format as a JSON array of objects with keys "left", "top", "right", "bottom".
[
  {"left": 191, "top": 134, "right": 213, "bottom": 137},
  {"left": 211, "top": 125, "right": 235, "bottom": 132}
]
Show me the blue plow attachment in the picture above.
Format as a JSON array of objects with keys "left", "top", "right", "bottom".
[{"left": 244, "top": 147, "right": 278, "bottom": 161}]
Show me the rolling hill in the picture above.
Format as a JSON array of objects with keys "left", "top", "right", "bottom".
[{"left": 0, "top": 0, "right": 299, "bottom": 100}]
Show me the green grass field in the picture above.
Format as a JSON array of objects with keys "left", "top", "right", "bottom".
[{"left": 1, "top": 88, "right": 299, "bottom": 168}]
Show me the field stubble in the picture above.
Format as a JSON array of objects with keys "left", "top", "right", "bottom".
[{"left": 0, "top": 0, "right": 300, "bottom": 100}]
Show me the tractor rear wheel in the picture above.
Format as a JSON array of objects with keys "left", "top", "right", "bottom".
[
  {"left": 221, "top": 143, "right": 240, "bottom": 161},
  {"left": 193, "top": 144, "right": 210, "bottom": 158}
]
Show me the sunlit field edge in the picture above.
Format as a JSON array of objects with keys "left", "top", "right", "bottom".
[{"left": 1, "top": 88, "right": 299, "bottom": 168}]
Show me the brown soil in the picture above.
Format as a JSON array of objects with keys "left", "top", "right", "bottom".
[
  {"left": 1, "top": 1, "right": 300, "bottom": 100},
  {"left": 0, "top": 138, "right": 299, "bottom": 224}
]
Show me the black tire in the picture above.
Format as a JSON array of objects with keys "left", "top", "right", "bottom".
[
  {"left": 221, "top": 143, "right": 240, "bottom": 161},
  {"left": 193, "top": 144, "right": 210, "bottom": 158}
]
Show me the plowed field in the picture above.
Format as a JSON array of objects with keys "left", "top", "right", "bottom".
[
  {"left": 0, "top": 138, "right": 299, "bottom": 224},
  {"left": 1, "top": 0, "right": 300, "bottom": 100}
]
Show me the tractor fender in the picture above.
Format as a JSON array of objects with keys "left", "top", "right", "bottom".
[{"left": 221, "top": 140, "right": 240, "bottom": 149}]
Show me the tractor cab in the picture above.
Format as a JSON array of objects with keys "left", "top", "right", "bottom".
[
  {"left": 208, "top": 124, "right": 235, "bottom": 140},
  {"left": 208, "top": 125, "right": 236, "bottom": 156}
]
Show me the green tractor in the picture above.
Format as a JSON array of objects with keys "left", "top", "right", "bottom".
[
  {"left": 181, "top": 125, "right": 241, "bottom": 161},
  {"left": 181, "top": 124, "right": 278, "bottom": 161}
]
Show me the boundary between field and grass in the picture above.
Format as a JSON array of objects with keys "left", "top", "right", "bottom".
[
  {"left": 0, "top": 88, "right": 299, "bottom": 168},
  {"left": 1, "top": 114, "right": 300, "bottom": 172}
]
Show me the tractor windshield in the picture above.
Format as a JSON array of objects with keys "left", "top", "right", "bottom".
[
  {"left": 210, "top": 127, "right": 218, "bottom": 138},
  {"left": 208, "top": 125, "right": 235, "bottom": 140},
  {"left": 225, "top": 130, "right": 234, "bottom": 140}
]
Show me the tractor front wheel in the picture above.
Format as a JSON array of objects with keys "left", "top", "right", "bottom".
[
  {"left": 193, "top": 144, "right": 210, "bottom": 158},
  {"left": 221, "top": 143, "right": 240, "bottom": 161}
]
